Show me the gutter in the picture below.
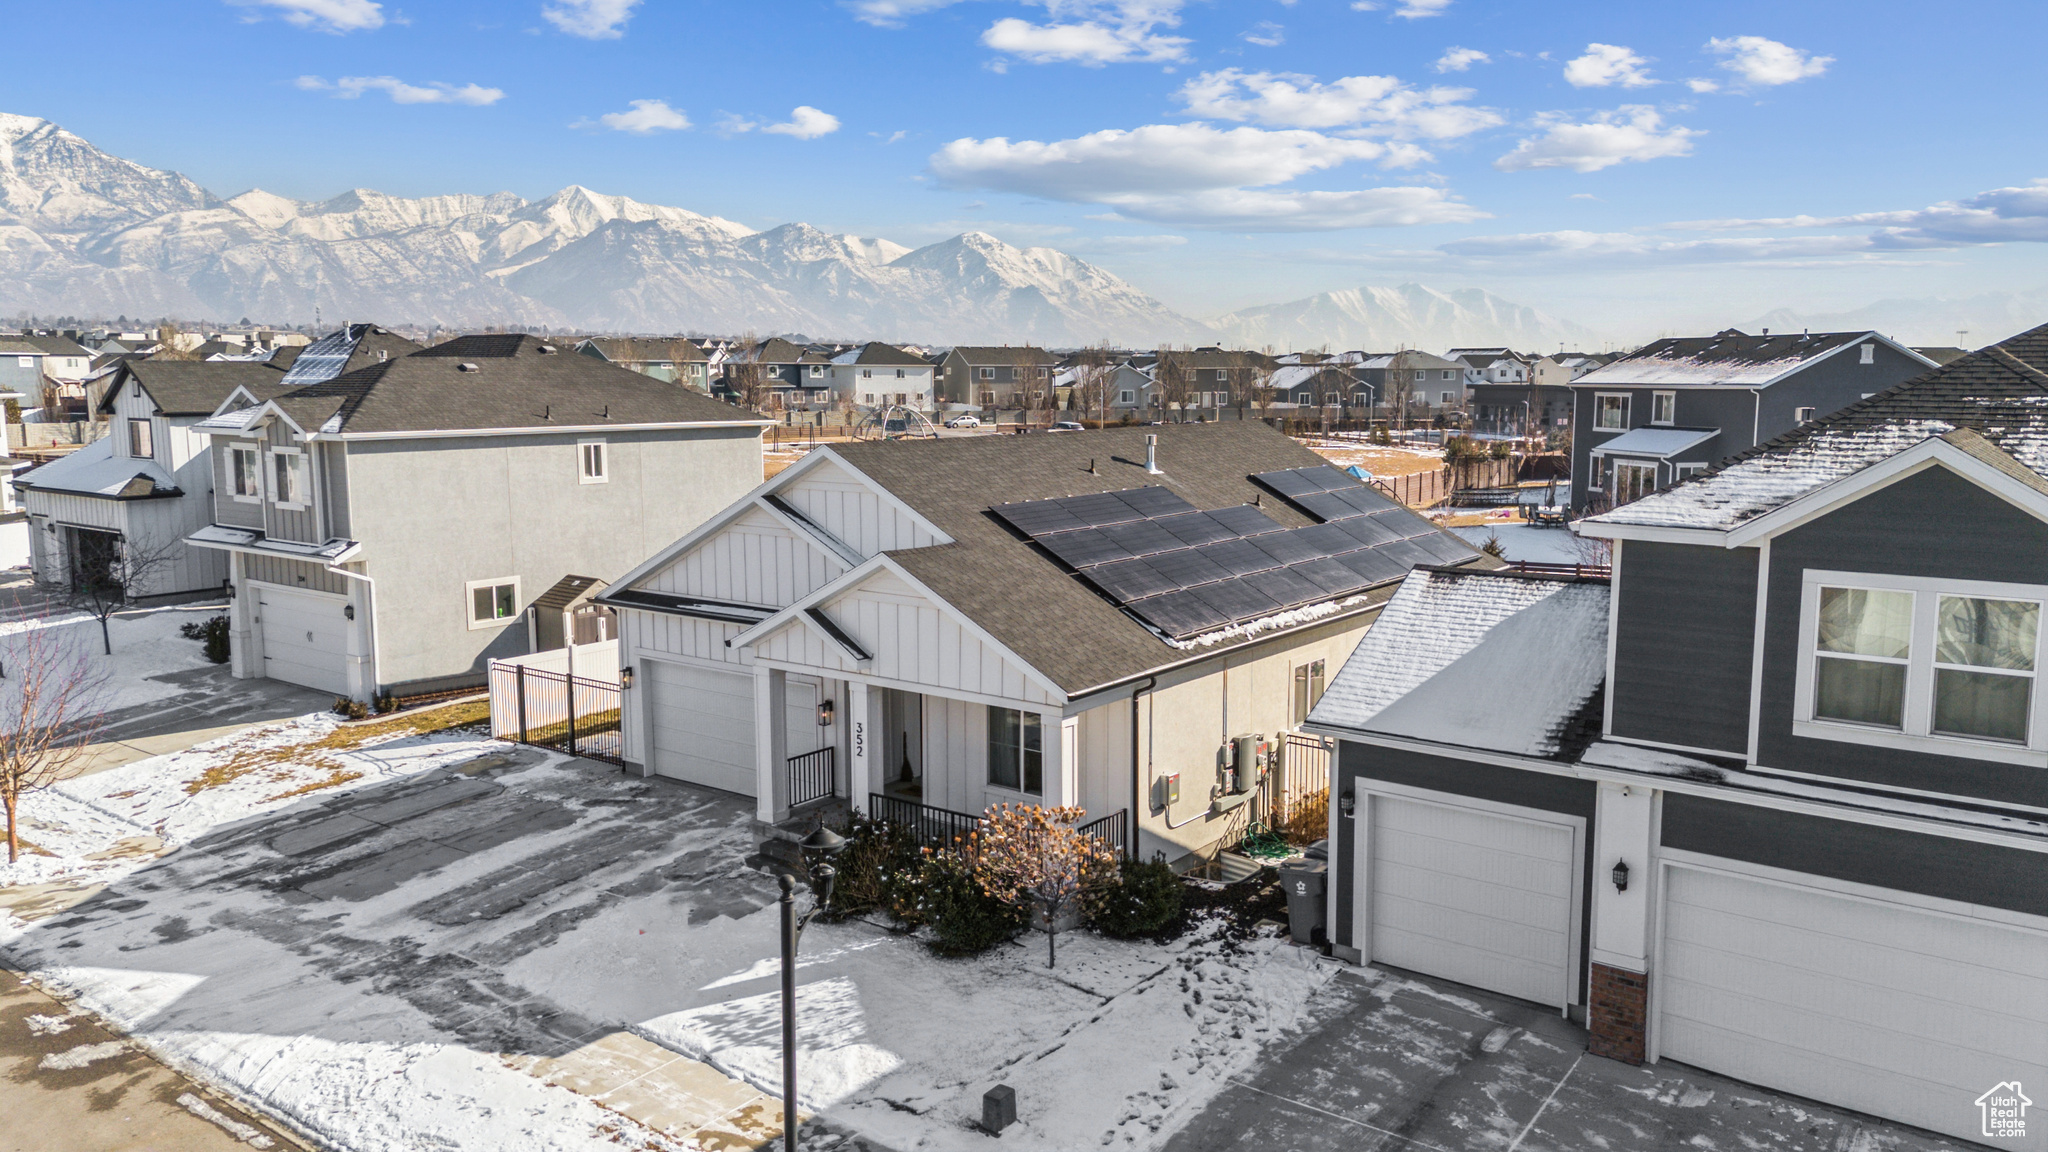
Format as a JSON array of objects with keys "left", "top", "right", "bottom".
[
  {"left": 1129, "top": 675, "right": 1155, "bottom": 857},
  {"left": 1065, "top": 595, "right": 1395, "bottom": 704},
  {"left": 315, "top": 419, "right": 774, "bottom": 442}
]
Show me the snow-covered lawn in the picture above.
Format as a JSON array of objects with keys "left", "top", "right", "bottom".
[
  {"left": 0, "top": 715, "right": 1337, "bottom": 1152},
  {"left": 0, "top": 602, "right": 230, "bottom": 715}
]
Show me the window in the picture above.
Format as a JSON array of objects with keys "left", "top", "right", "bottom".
[
  {"left": 1674, "top": 462, "right": 1709, "bottom": 479},
  {"left": 1596, "top": 393, "right": 1630, "bottom": 430},
  {"left": 1443, "top": 371, "right": 1454, "bottom": 380},
  {"left": 980, "top": 367, "right": 995, "bottom": 380},
  {"left": 1414, "top": 371, "right": 1428, "bottom": 382},
  {"left": 1613, "top": 461, "right": 1657, "bottom": 504},
  {"left": 809, "top": 365, "right": 823, "bottom": 377},
  {"left": 468, "top": 578, "right": 521, "bottom": 629},
  {"left": 895, "top": 368, "right": 905, "bottom": 379},
  {"left": 579, "top": 439, "right": 607, "bottom": 484},
  {"left": 13, "top": 356, "right": 27, "bottom": 368},
  {"left": 814, "top": 390, "right": 830, "bottom": 402},
  {"left": 1215, "top": 369, "right": 1228, "bottom": 381},
  {"left": 1292, "top": 660, "right": 1326, "bottom": 726},
  {"left": 1651, "top": 391, "right": 1676, "bottom": 426},
  {"left": 127, "top": 418, "right": 152, "bottom": 458},
  {"left": 230, "top": 446, "right": 261, "bottom": 501},
  {"left": 987, "top": 706, "right": 1042, "bottom": 794},
  {"left": 1795, "top": 406, "right": 1816, "bottom": 424},
  {"left": 863, "top": 393, "right": 875, "bottom": 404},
  {"left": 1118, "top": 389, "right": 1135, "bottom": 404},
  {"left": 1038, "top": 367, "right": 1050, "bottom": 378},
  {"left": 861, "top": 368, "right": 873, "bottom": 378},
  {"left": 1797, "top": 572, "right": 2048, "bottom": 760},
  {"left": 271, "top": 449, "right": 306, "bottom": 507},
  {"left": 1860, "top": 343, "right": 1876, "bottom": 365}
]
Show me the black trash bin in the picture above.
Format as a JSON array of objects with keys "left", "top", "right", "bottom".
[{"left": 1277, "top": 857, "right": 1327, "bottom": 945}]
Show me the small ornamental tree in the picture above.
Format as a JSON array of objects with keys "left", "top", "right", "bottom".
[
  {"left": 968, "top": 803, "right": 1121, "bottom": 967},
  {"left": 0, "top": 614, "right": 105, "bottom": 862}
]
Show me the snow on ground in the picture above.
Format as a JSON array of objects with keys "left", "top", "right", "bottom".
[
  {"left": 0, "top": 519, "right": 29, "bottom": 569},
  {"left": 0, "top": 603, "right": 227, "bottom": 716},
  {"left": 1, "top": 717, "right": 1337, "bottom": 1152}
]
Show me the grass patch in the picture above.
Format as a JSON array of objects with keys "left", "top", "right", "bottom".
[
  {"left": 263, "top": 769, "right": 365, "bottom": 804},
  {"left": 183, "top": 698, "right": 493, "bottom": 796},
  {"left": 520, "top": 708, "right": 621, "bottom": 746}
]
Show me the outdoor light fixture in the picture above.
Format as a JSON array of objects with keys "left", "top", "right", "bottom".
[
  {"left": 1612, "top": 859, "right": 1630, "bottom": 893},
  {"left": 620, "top": 666, "right": 634, "bottom": 689},
  {"left": 344, "top": 604, "right": 355, "bottom": 621},
  {"left": 223, "top": 580, "right": 235, "bottom": 599},
  {"left": 1339, "top": 789, "right": 1356, "bottom": 816},
  {"left": 778, "top": 825, "right": 847, "bottom": 1152},
  {"left": 818, "top": 698, "right": 834, "bottom": 726}
]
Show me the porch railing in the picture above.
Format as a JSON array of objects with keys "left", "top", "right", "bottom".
[
  {"left": 870, "top": 793, "right": 983, "bottom": 849},
  {"left": 787, "top": 747, "right": 836, "bottom": 809},
  {"left": 1077, "top": 809, "right": 1129, "bottom": 860}
]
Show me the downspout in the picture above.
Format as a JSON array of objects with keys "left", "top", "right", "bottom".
[
  {"left": 324, "top": 565, "right": 379, "bottom": 702},
  {"left": 1129, "top": 675, "right": 1156, "bottom": 858}
]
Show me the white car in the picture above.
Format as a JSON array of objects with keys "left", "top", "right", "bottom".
[
  {"left": 945, "top": 415, "right": 981, "bottom": 428},
  {"left": 1049, "top": 420, "right": 1086, "bottom": 432}
]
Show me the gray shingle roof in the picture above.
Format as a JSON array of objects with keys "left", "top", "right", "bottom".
[
  {"left": 578, "top": 337, "right": 709, "bottom": 364},
  {"left": 96, "top": 360, "right": 291, "bottom": 417},
  {"left": 1574, "top": 328, "right": 1880, "bottom": 388},
  {"left": 832, "top": 421, "right": 1480, "bottom": 695},
  {"left": 945, "top": 346, "right": 1060, "bottom": 367}
]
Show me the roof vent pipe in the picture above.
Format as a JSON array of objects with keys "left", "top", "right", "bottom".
[{"left": 1145, "top": 433, "right": 1161, "bottom": 475}]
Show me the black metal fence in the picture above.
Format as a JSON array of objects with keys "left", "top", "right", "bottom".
[
  {"left": 1077, "top": 810, "right": 1130, "bottom": 860},
  {"left": 870, "top": 794, "right": 982, "bottom": 849},
  {"left": 1278, "top": 733, "right": 1332, "bottom": 831},
  {"left": 489, "top": 662, "right": 624, "bottom": 765},
  {"left": 787, "top": 747, "right": 836, "bottom": 809}
]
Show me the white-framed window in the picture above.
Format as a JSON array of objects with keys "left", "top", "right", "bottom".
[
  {"left": 271, "top": 448, "right": 306, "bottom": 508},
  {"left": 861, "top": 368, "right": 873, "bottom": 378},
  {"left": 1651, "top": 391, "right": 1676, "bottom": 426},
  {"left": 986, "top": 706, "right": 1042, "bottom": 794},
  {"left": 1443, "top": 371, "right": 1454, "bottom": 380},
  {"left": 230, "top": 445, "right": 261, "bottom": 501},
  {"left": 1860, "top": 343, "right": 1876, "bottom": 364},
  {"left": 980, "top": 367, "right": 995, "bottom": 380},
  {"left": 1118, "top": 389, "right": 1135, "bottom": 404},
  {"left": 1795, "top": 406, "right": 1816, "bottom": 424},
  {"left": 1596, "top": 393, "right": 1630, "bottom": 431},
  {"left": 894, "top": 368, "right": 906, "bottom": 379},
  {"left": 1794, "top": 570, "right": 2048, "bottom": 763},
  {"left": 579, "top": 439, "right": 607, "bottom": 484},
  {"left": 863, "top": 393, "right": 875, "bottom": 404},
  {"left": 813, "top": 390, "right": 829, "bottom": 403},
  {"left": 1292, "top": 659, "right": 1326, "bottom": 726},
  {"left": 1674, "top": 462, "right": 1709, "bottom": 479},
  {"left": 1613, "top": 461, "right": 1657, "bottom": 504},
  {"left": 467, "top": 576, "right": 521, "bottom": 629},
  {"left": 808, "top": 365, "right": 822, "bottom": 377},
  {"left": 127, "top": 418, "right": 153, "bottom": 459},
  {"left": 1439, "top": 391, "right": 1455, "bottom": 405},
  {"left": 13, "top": 356, "right": 28, "bottom": 368}
]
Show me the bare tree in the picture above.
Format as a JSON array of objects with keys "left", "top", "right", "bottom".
[
  {"left": 1385, "top": 354, "right": 1416, "bottom": 431},
  {"left": 1153, "top": 345, "right": 1193, "bottom": 423},
  {"left": 59, "top": 530, "right": 185, "bottom": 656},
  {"left": 1250, "top": 346, "right": 1280, "bottom": 425},
  {"left": 729, "top": 331, "right": 770, "bottom": 412},
  {"left": 0, "top": 615, "right": 105, "bottom": 862},
  {"left": 1071, "top": 343, "right": 1112, "bottom": 427}
]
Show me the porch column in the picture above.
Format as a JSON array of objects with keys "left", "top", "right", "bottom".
[
  {"left": 1588, "top": 781, "right": 1657, "bottom": 1064},
  {"left": 341, "top": 573, "right": 374, "bottom": 703},
  {"left": 1037, "top": 711, "right": 1074, "bottom": 809},
  {"left": 847, "top": 680, "right": 874, "bottom": 815},
  {"left": 227, "top": 552, "right": 258, "bottom": 681},
  {"left": 754, "top": 666, "right": 789, "bottom": 824}
]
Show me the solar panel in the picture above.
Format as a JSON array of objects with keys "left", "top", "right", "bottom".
[
  {"left": 1115, "top": 487, "right": 1199, "bottom": 518},
  {"left": 1153, "top": 511, "right": 1239, "bottom": 548},
  {"left": 1147, "top": 546, "right": 1235, "bottom": 588},
  {"left": 1250, "top": 528, "right": 1330, "bottom": 568},
  {"left": 1196, "top": 538, "right": 1277, "bottom": 577},
  {"left": 1334, "top": 548, "right": 1409, "bottom": 585},
  {"left": 1290, "top": 556, "right": 1371, "bottom": 597},
  {"left": 278, "top": 327, "right": 360, "bottom": 387},
  {"left": 1333, "top": 515, "right": 1402, "bottom": 547},
  {"left": 1056, "top": 490, "right": 1147, "bottom": 527},
  {"left": 1249, "top": 468, "right": 1326, "bottom": 498},
  {"left": 1209, "top": 504, "right": 1287, "bottom": 536},
  {"left": 1410, "top": 531, "right": 1482, "bottom": 564},
  {"left": 1128, "top": 589, "right": 1231, "bottom": 638},
  {"left": 1085, "top": 558, "right": 1178, "bottom": 601},
  {"left": 1191, "top": 577, "right": 1282, "bottom": 622},
  {"left": 993, "top": 500, "right": 1091, "bottom": 537},
  {"left": 1329, "top": 486, "right": 1399, "bottom": 516},
  {"left": 1038, "top": 528, "right": 1135, "bottom": 569},
  {"left": 1098, "top": 518, "right": 1188, "bottom": 559},
  {"left": 1291, "top": 490, "right": 1365, "bottom": 522},
  {"left": 1292, "top": 522, "right": 1360, "bottom": 556},
  {"left": 1376, "top": 538, "right": 1438, "bottom": 570},
  {"left": 1244, "top": 567, "right": 1326, "bottom": 611}
]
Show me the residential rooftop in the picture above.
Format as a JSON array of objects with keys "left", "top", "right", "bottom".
[{"left": 1573, "top": 328, "right": 1916, "bottom": 388}]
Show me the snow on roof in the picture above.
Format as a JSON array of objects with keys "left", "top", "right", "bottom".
[
  {"left": 1308, "top": 569, "right": 1608, "bottom": 758},
  {"left": 1586, "top": 426, "right": 1721, "bottom": 459},
  {"left": 1586, "top": 419, "right": 1955, "bottom": 529},
  {"left": 13, "top": 438, "right": 175, "bottom": 498},
  {"left": 1575, "top": 330, "right": 1876, "bottom": 388}
]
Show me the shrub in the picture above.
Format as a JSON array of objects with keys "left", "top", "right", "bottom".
[
  {"left": 821, "top": 812, "right": 924, "bottom": 923},
  {"left": 332, "top": 698, "right": 369, "bottom": 721},
  {"left": 374, "top": 694, "right": 398, "bottom": 714},
  {"left": 968, "top": 803, "right": 1120, "bottom": 966},
  {"left": 179, "top": 615, "right": 230, "bottom": 664},
  {"left": 1089, "top": 853, "right": 1183, "bottom": 939},
  {"left": 922, "top": 851, "right": 1026, "bottom": 957}
]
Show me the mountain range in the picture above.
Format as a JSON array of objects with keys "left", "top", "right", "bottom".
[
  {"left": 1743, "top": 289, "right": 2048, "bottom": 349},
  {"left": 0, "top": 111, "right": 1600, "bottom": 350}
]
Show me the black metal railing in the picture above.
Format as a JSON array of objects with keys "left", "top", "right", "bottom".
[
  {"left": 489, "top": 663, "right": 624, "bottom": 765},
  {"left": 870, "top": 793, "right": 983, "bottom": 849},
  {"left": 1077, "top": 809, "right": 1129, "bottom": 860},
  {"left": 787, "top": 747, "right": 837, "bottom": 809}
]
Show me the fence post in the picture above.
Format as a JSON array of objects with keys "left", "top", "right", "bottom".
[
  {"left": 566, "top": 674, "right": 577, "bottom": 755},
  {"left": 516, "top": 664, "right": 528, "bottom": 744}
]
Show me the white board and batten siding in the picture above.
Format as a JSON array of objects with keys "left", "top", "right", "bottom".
[
  {"left": 645, "top": 504, "right": 844, "bottom": 608},
  {"left": 1656, "top": 860, "right": 2048, "bottom": 1149},
  {"left": 751, "top": 569, "right": 1061, "bottom": 709},
  {"left": 775, "top": 463, "right": 945, "bottom": 557}
]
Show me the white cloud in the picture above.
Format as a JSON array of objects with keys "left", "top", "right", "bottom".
[
  {"left": 542, "top": 0, "right": 640, "bottom": 39},
  {"left": 231, "top": 0, "right": 383, "bottom": 32},
  {"left": 1434, "top": 47, "right": 1488, "bottom": 73},
  {"left": 298, "top": 75, "right": 505, "bottom": 105},
  {"left": 1175, "top": 68, "right": 1501, "bottom": 140},
  {"left": 842, "top": 0, "right": 963, "bottom": 26},
  {"left": 1707, "top": 36, "right": 1831, "bottom": 86},
  {"left": 1102, "top": 187, "right": 1486, "bottom": 230},
  {"left": 1242, "top": 21, "right": 1285, "bottom": 47},
  {"left": 1392, "top": 0, "right": 1450, "bottom": 16},
  {"left": 1074, "top": 234, "right": 1190, "bottom": 252},
  {"left": 1438, "top": 230, "right": 1875, "bottom": 265},
  {"left": 1562, "top": 43, "right": 1655, "bottom": 88},
  {"left": 592, "top": 99, "right": 689, "bottom": 133},
  {"left": 764, "top": 106, "right": 842, "bottom": 139},
  {"left": 1494, "top": 106, "right": 1697, "bottom": 173},
  {"left": 1686, "top": 78, "right": 1720, "bottom": 93},
  {"left": 1666, "top": 179, "right": 2048, "bottom": 248},
  {"left": 981, "top": 16, "right": 1189, "bottom": 64}
]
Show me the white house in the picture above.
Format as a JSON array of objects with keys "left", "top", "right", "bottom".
[
  {"left": 828, "top": 342, "right": 934, "bottom": 410},
  {"left": 598, "top": 422, "right": 1482, "bottom": 864}
]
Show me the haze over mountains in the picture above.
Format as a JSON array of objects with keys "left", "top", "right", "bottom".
[{"left": 0, "top": 111, "right": 1609, "bottom": 349}]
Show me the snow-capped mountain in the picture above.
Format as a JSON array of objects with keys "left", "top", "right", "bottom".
[
  {"left": 0, "top": 113, "right": 1207, "bottom": 344},
  {"left": 1212, "top": 284, "right": 1597, "bottom": 353},
  {"left": 1742, "top": 289, "right": 2048, "bottom": 349}
]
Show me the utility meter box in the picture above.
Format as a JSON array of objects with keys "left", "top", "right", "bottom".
[
  {"left": 1235, "top": 734, "right": 1270, "bottom": 782},
  {"left": 1160, "top": 772, "right": 1181, "bottom": 807}
]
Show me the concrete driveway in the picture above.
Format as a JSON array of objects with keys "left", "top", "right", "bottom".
[{"left": 1162, "top": 962, "right": 1968, "bottom": 1152}]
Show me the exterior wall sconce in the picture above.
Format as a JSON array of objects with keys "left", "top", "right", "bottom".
[
  {"left": 620, "top": 666, "right": 634, "bottom": 689},
  {"left": 1612, "top": 859, "right": 1630, "bottom": 893},
  {"left": 818, "top": 698, "right": 835, "bottom": 726},
  {"left": 343, "top": 604, "right": 355, "bottom": 621},
  {"left": 223, "top": 580, "right": 236, "bottom": 599},
  {"left": 1338, "top": 789, "right": 1356, "bottom": 817}
]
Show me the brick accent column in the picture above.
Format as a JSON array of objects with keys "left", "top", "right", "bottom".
[{"left": 1588, "top": 963, "right": 1648, "bottom": 1064}]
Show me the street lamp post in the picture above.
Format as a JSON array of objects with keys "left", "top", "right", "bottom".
[{"left": 778, "top": 825, "right": 846, "bottom": 1152}]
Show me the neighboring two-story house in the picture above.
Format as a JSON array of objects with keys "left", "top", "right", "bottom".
[
  {"left": 596, "top": 422, "right": 1482, "bottom": 863},
  {"left": 1570, "top": 329, "right": 1934, "bottom": 510},
  {"left": 938, "top": 345, "right": 1059, "bottom": 409},
  {"left": 722, "top": 337, "right": 836, "bottom": 410},
  {"left": 186, "top": 333, "right": 768, "bottom": 701},
  {"left": 576, "top": 337, "right": 713, "bottom": 393},
  {"left": 1304, "top": 326, "right": 2048, "bottom": 1149},
  {"left": 827, "top": 342, "right": 935, "bottom": 410},
  {"left": 1360, "top": 350, "right": 1465, "bottom": 422}
]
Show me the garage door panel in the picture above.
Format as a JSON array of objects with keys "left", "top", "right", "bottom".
[
  {"left": 1659, "top": 866, "right": 2048, "bottom": 1147},
  {"left": 255, "top": 585, "right": 349, "bottom": 695},
  {"left": 1380, "top": 800, "right": 1574, "bottom": 864},
  {"left": 647, "top": 662, "right": 756, "bottom": 796},
  {"left": 1372, "top": 825, "right": 1574, "bottom": 895},
  {"left": 1373, "top": 861, "right": 1572, "bottom": 932},
  {"left": 1373, "top": 925, "right": 1565, "bottom": 1004},
  {"left": 1375, "top": 892, "right": 1569, "bottom": 964}
]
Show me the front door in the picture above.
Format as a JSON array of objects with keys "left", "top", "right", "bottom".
[{"left": 881, "top": 689, "right": 923, "bottom": 799}]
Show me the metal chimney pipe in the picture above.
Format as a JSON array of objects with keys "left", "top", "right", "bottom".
[{"left": 1145, "top": 433, "right": 1160, "bottom": 474}]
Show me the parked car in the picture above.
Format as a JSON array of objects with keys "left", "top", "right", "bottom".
[
  {"left": 1050, "top": 420, "right": 1086, "bottom": 432},
  {"left": 945, "top": 415, "right": 981, "bottom": 428}
]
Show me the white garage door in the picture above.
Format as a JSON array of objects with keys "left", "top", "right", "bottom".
[
  {"left": 647, "top": 662, "right": 757, "bottom": 796},
  {"left": 254, "top": 583, "right": 349, "bottom": 695},
  {"left": 1366, "top": 794, "right": 1577, "bottom": 1007},
  {"left": 1659, "top": 866, "right": 2048, "bottom": 1147}
]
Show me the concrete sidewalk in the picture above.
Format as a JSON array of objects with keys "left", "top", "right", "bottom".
[
  {"left": 0, "top": 969, "right": 307, "bottom": 1152},
  {"left": 71, "top": 665, "right": 336, "bottom": 778}
]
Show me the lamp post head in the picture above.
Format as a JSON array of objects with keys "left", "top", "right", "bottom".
[{"left": 800, "top": 825, "right": 846, "bottom": 861}]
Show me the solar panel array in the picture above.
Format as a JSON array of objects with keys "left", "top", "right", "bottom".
[
  {"left": 994, "top": 469, "right": 1475, "bottom": 641},
  {"left": 278, "top": 326, "right": 360, "bottom": 387}
]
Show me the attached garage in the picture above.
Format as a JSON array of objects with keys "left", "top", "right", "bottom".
[
  {"left": 1657, "top": 863, "right": 2048, "bottom": 1147},
  {"left": 253, "top": 583, "right": 349, "bottom": 695},
  {"left": 1358, "top": 791, "right": 1582, "bottom": 1009},
  {"left": 643, "top": 662, "right": 828, "bottom": 797}
]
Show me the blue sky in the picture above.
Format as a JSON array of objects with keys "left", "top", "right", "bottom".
[{"left": 7, "top": 0, "right": 2046, "bottom": 336}]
